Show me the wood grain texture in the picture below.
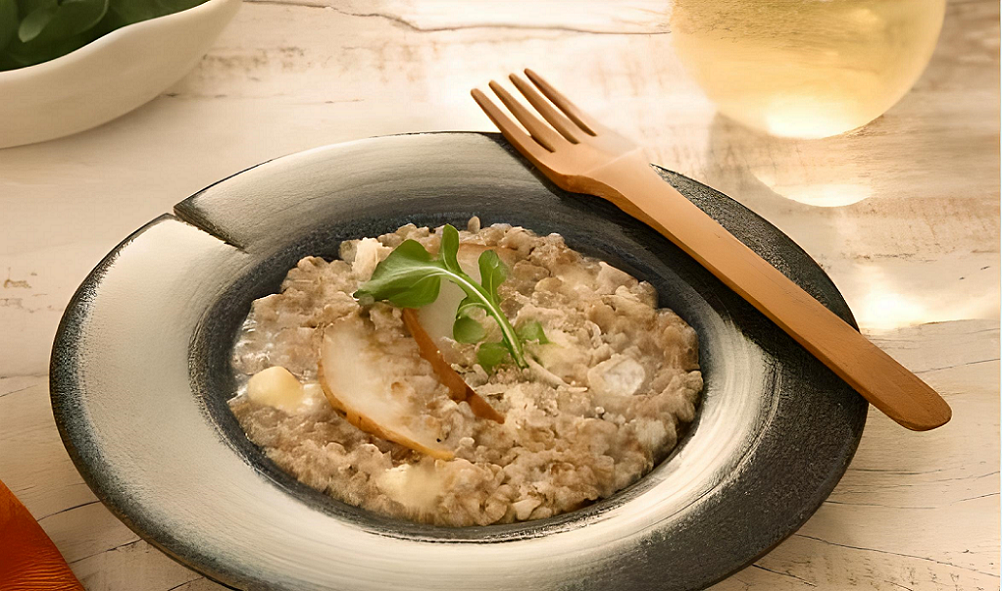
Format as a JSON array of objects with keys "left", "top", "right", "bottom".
[{"left": 0, "top": 0, "right": 997, "bottom": 589}]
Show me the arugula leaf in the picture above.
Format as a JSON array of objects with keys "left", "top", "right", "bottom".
[
  {"left": 517, "top": 320, "right": 550, "bottom": 344},
  {"left": 438, "top": 223, "right": 462, "bottom": 274},
  {"left": 353, "top": 240, "right": 442, "bottom": 308},
  {"left": 453, "top": 316, "right": 486, "bottom": 344},
  {"left": 455, "top": 294, "right": 484, "bottom": 318},
  {"left": 355, "top": 224, "right": 528, "bottom": 369},
  {"left": 476, "top": 342, "right": 510, "bottom": 372},
  {"left": 478, "top": 250, "right": 507, "bottom": 303},
  {"left": 453, "top": 293, "right": 487, "bottom": 345}
]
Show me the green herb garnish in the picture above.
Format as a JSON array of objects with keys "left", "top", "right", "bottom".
[
  {"left": 355, "top": 224, "right": 531, "bottom": 369},
  {"left": 517, "top": 320, "right": 549, "bottom": 345},
  {"left": 474, "top": 320, "right": 549, "bottom": 371},
  {"left": 475, "top": 342, "right": 511, "bottom": 373},
  {"left": 0, "top": 0, "right": 207, "bottom": 71}
]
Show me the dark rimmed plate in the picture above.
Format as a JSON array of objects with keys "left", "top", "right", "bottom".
[{"left": 51, "top": 132, "right": 866, "bottom": 591}]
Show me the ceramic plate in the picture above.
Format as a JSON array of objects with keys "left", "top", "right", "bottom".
[{"left": 51, "top": 132, "right": 867, "bottom": 591}]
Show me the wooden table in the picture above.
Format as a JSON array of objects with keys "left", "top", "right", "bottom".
[{"left": 1, "top": 1, "right": 998, "bottom": 589}]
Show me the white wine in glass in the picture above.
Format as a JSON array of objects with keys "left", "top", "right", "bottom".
[{"left": 671, "top": 0, "right": 946, "bottom": 138}]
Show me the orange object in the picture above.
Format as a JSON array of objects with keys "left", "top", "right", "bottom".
[
  {"left": 402, "top": 308, "right": 505, "bottom": 423},
  {"left": 0, "top": 479, "right": 84, "bottom": 591},
  {"left": 472, "top": 69, "right": 952, "bottom": 432}
]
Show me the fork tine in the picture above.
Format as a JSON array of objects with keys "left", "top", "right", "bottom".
[
  {"left": 488, "top": 81, "right": 565, "bottom": 152},
  {"left": 524, "top": 68, "right": 598, "bottom": 136},
  {"left": 471, "top": 88, "right": 551, "bottom": 164},
  {"left": 509, "top": 73, "right": 579, "bottom": 144}
]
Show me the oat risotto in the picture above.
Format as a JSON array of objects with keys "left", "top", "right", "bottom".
[{"left": 230, "top": 218, "right": 702, "bottom": 526}]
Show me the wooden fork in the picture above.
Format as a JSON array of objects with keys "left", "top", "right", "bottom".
[{"left": 472, "top": 69, "right": 951, "bottom": 431}]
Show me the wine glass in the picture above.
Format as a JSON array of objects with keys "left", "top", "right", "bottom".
[{"left": 671, "top": 0, "right": 946, "bottom": 139}]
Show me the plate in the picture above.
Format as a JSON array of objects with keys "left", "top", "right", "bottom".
[{"left": 51, "top": 132, "right": 867, "bottom": 590}]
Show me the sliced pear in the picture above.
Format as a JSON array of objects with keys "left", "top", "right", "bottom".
[
  {"left": 318, "top": 317, "right": 454, "bottom": 460},
  {"left": 402, "top": 308, "right": 504, "bottom": 424},
  {"left": 417, "top": 244, "right": 518, "bottom": 350}
]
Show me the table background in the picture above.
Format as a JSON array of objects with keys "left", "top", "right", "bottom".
[{"left": 1, "top": 1, "right": 998, "bottom": 589}]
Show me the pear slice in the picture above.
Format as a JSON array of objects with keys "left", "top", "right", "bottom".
[
  {"left": 417, "top": 244, "right": 518, "bottom": 350},
  {"left": 402, "top": 308, "right": 504, "bottom": 424},
  {"left": 318, "top": 317, "right": 454, "bottom": 460}
]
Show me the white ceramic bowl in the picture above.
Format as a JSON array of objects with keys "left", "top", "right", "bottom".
[{"left": 0, "top": 0, "right": 241, "bottom": 149}]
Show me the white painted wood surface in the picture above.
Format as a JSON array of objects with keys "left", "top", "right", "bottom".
[{"left": 0, "top": 0, "right": 998, "bottom": 589}]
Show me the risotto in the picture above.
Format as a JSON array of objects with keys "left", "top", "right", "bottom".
[{"left": 229, "top": 218, "right": 702, "bottom": 526}]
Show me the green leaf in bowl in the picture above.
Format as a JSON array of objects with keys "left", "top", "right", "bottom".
[
  {"left": 20, "top": 0, "right": 109, "bottom": 44},
  {"left": 0, "top": 0, "right": 18, "bottom": 52},
  {"left": 476, "top": 342, "right": 511, "bottom": 372},
  {"left": 101, "top": 0, "right": 204, "bottom": 30},
  {"left": 516, "top": 320, "right": 549, "bottom": 344},
  {"left": 2, "top": 29, "right": 98, "bottom": 69},
  {"left": 0, "top": 0, "right": 209, "bottom": 71},
  {"left": 453, "top": 316, "right": 486, "bottom": 344},
  {"left": 356, "top": 224, "right": 529, "bottom": 369},
  {"left": 17, "top": 1, "right": 57, "bottom": 43}
]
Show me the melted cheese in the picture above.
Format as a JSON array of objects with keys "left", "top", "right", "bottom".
[
  {"left": 375, "top": 463, "right": 446, "bottom": 512},
  {"left": 246, "top": 366, "right": 324, "bottom": 414}
]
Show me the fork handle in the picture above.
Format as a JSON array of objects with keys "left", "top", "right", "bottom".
[{"left": 589, "top": 161, "right": 951, "bottom": 431}]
